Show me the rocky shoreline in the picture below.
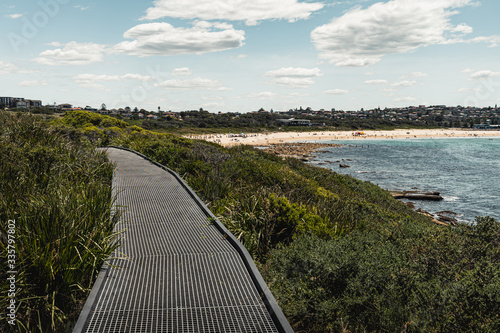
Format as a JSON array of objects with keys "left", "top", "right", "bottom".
[
  {"left": 261, "top": 142, "right": 342, "bottom": 160},
  {"left": 262, "top": 142, "right": 461, "bottom": 226},
  {"left": 390, "top": 190, "right": 444, "bottom": 201},
  {"left": 414, "top": 208, "right": 459, "bottom": 226}
]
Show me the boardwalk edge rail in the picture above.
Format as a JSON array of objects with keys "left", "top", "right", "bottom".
[{"left": 73, "top": 146, "right": 294, "bottom": 333}]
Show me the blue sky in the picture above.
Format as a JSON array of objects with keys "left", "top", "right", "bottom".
[{"left": 1, "top": 0, "right": 499, "bottom": 112}]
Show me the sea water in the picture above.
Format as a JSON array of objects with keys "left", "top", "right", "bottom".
[{"left": 314, "top": 137, "right": 500, "bottom": 223}]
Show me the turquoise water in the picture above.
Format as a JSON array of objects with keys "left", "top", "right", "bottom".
[{"left": 315, "top": 137, "right": 500, "bottom": 223}]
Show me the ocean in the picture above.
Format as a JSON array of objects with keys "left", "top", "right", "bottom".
[{"left": 313, "top": 137, "right": 500, "bottom": 223}]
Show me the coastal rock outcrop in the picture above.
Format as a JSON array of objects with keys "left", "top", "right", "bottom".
[
  {"left": 390, "top": 190, "right": 444, "bottom": 201},
  {"left": 435, "top": 211, "right": 459, "bottom": 225},
  {"left": 262, "top": 142, "right": 342, "bottom": 159},
  {"left": 416, "top": 209, "right": 449, "bottom": 226},
  {"left": 415, "top": 209, "right": 458, "bottom": 226}
]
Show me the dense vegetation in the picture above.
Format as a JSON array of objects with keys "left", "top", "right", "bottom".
[
  {"left": 265, "top": 216, "right": 500, "bottom": 332},
  {"left": 2, "top": 110, "right": 499, "bottom": 332},
  {"left": 133, "top": 109, "right": 432, "bottom": 134},
  {"left": 0, "top": 112, "right": 120, "bottom": 332}
]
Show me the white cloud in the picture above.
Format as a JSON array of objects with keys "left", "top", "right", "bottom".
[
  {"left": 74, "top": 73, "right": 155, "bottom": 83},
  {"left": 391, "top": 80, "right": 417, "bottom": 87},
  {"left": 461, "top": 68, "right": 475, "bottom": 73},
  {"left": 34, "top": 42, "right": 107, "bottom": 66},
  {"left": 311, "top": 0, "right": 480, "bottom": 67},
  {"left": 0, "top": 61, "right": 18, "bottom": 75},
  {"left": 121, "top": 73, "right": 155, "bottom": 81},
  {"left": 114, "top": 21, "right": 245, "bottom": 57},
  {"left": 74, "top": 73, "right": 154, "bottom": 91},
  {"left": 230, "top": 54, "right": 249, "bottom": 59},
  {"left": 202, "top": 102, "right": 225, "bottom": 110},
  {"left": 172, "top": 67, "right": 192, "bottom": 76},
  {"left": 324, "top": 89, "right": 349, "bottom": 95},
  {"left": 7, "top": 13, "right": 23, "bottom": 19},
  {"left": 470, "top": 70, "right": 500, "bottom": 80},
  {"left": 201, "top": 95, "right": 223, "bottom": 101},
  {"left": 364, "top": 79, "right": 388, "bottom": 84},
  {"left": 18, "top": 80, "right": 48, "bottom": 87},
  {"left": 452, "top": 35, "right": 500, "bottom": 47},
  {"left": 395, "top": 96, "right": 417, "bottom": 102},
  {"left": 142, "top": 0, "right": 324, "bottom": 25},
  {"left": 74, "top": 74, "right": 120, "bottom": 82},
  {"left": 365, "top": 72, "right": 375, "bottom": 76},
  {"left": 450, "top": 23, "right": 473, "bottom": 34},
  {"left": 271, "top": 77, "right": 315, "bottom": 88},
  {"left": 74, "top": 5, "right": 89, "bottom": 10},
  {"left": 264, "top": 67, "right": 323, "bottom": 78},
  {"left": 17, "top": 69, "right": 38, "bottom": 74},
  {"left": 264, "top": 67, "right": 322, "bottom": 88},
  {"left": 402, "top": 72, "right": 428, "bottom": 78},
  {"left": 458, "top": 87, "right": 482, "bottom": 93},
  {"left": 248, "top": 92, "right": 278, "bottom": 100},
  {"left": 288, "top": 92, "right": 310, "bottom": 97},
  {"left": 79, "top": 83, "right": 111, "bottom": 92},
  {"left": 155, "top": 78, "right": 227, "bottom": 90}
]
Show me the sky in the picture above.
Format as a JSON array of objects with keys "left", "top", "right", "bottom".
[{"left": 1, "top": 0, "right": 500, "bottom": 112}]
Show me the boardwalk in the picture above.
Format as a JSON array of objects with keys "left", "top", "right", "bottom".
[{"left": 73, "top": 147, "right": 292, "bottom": 333}]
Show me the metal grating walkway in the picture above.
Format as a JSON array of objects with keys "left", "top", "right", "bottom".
[{"left": 73, "top": 147, "right": 292, "bottom": 333}]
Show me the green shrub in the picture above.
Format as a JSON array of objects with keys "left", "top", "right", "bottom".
[
  {"left": 264, "top": 217, "right": 500, "bottom": 332},
  {"left": 99, "top": 117, "right": 127, "bottom": 128},
  {"left": 58, "top": 110, "right": 127, "bottom": 129}
]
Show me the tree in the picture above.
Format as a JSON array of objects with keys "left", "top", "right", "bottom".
[{"left": 101, "top": 103, "right": 106, "bottom": 110}]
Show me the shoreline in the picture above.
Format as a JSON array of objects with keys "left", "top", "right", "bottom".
[{"left": 191, "top": 128, "right": 500, "bottom": 146}]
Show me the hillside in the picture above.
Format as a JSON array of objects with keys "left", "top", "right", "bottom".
[{"left": 1, "top": 110, "right": 499, "bottom": 332}]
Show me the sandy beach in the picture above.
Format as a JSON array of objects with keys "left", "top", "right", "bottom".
[{"left": 191, "top": 128, "right": 500, "bottom": 147}]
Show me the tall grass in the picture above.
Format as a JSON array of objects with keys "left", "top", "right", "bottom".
[{"left": 0, "top": 112, "right": 120, "bottom": 332}]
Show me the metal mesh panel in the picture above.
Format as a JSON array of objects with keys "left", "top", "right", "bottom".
[
  {"left": 86, "top": 307, "right": 276, "bottom": 333},
  {"left": 83, "top": 148, "right": 279, "bottom": 332}
]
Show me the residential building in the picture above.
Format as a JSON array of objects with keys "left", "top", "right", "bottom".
[{"left": 277, "top": 118, "right": 311, "bottom": 126}]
